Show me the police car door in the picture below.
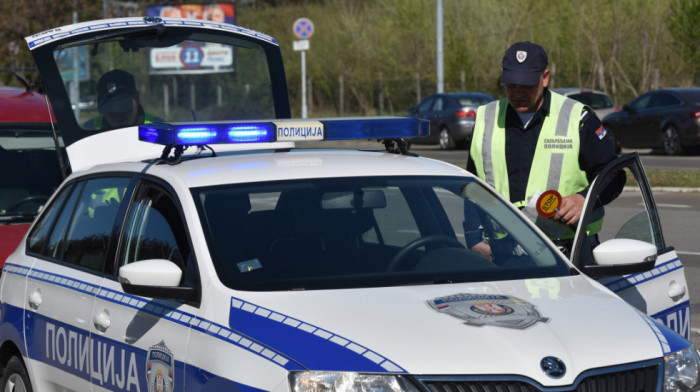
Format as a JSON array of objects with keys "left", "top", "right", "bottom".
[
  {"left": 91, "top": 179, "right": 195, "bottom": 392},
  {"left": 21, "top": 176, "right": 131, "bottom": 391},
  {"left": 571, "top": 153, "right": 690, "bottom": 339}
]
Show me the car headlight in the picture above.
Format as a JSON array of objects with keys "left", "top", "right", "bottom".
[
  {"left": 290, "top": 371, "right": 420, "bottom": 392},
  {"left": 665, "top": 346, "right": 700, "bottom": 391}
]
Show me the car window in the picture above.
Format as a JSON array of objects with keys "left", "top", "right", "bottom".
[
  {"left": 629, "top": 93, "right": 652, "bottom": 110},
  {"left": 62, "top": 178, "right": 130, "bottom": 271},
  {"left": 433, "top": 97, "right": 445, "bottom": 111},
  {"left": 651, "top": 92, "right": 682, "bottom": 108},
  {"left": 28, "top": 177, "right": 130, "bottom": 271},
  {"left": 0, "top": 126, "right": 65, "bottom": 220},
  {"left": 52, "top": 33, "right": 275, "bottom": 131},
  {"left": 120, "top": 182, "right": 191, "bottom": 277},
  {"left": 417, "top": 97, "right": 435, "bottom": 113},
  {"left": 27, "top": 183, "right": 75, "bottom": 254},
  {"left": 192, "top": 176, "right": 570, "bottom": 291}
]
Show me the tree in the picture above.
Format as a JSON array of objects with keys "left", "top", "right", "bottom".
[{"left": 668, "top": 0, "right": 700, "bottom": 83}]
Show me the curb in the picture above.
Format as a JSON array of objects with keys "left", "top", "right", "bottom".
[{"left": 624, "top": 186, "right": 700, "bottom": 193}]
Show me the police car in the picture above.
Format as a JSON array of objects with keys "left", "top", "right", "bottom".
[{"left": 0, "top": 17, "right": 696, "bottom": 392}]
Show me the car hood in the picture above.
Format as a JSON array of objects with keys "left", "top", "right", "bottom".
[{"left": 229, "top": 275, "right": 686, "bottom": 387}]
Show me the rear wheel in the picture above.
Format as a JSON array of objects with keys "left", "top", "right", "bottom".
[
  {"left": 439, "top": 128, "right": 456, "bottom": 150},
  {"left": 663, "top": 125, "right": 683, "bottom": 155},
  {"left": 1, "top": 356, "right": 32, "bottom": 392}
]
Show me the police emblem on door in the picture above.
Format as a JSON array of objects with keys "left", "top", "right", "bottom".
[
  {"left": 147, "top": 340, "right": 174, "bottom": 392},
  {"left": 427, "top": 294, "right": 548, "bottom": 329}
]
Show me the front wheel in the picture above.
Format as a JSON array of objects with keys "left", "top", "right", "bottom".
[
  {"left": 1, "top": 356, "right": 33, "bottom": 392},
  {"left": 663, "top": 125, "right": 683, "bottom": 155},
  {"left": 439, "top": 128, "right": 456, "bottom": 150}
]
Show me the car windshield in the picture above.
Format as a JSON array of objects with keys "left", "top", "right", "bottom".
[
  {"left": 0, "top": 126, "right": 64, "bottom": 221},
  {"left": 53, "top": 29, "right": 275, "bottom": 131},
  {"left": 193, "top": 176, "right": 571, "bottom": 291},
  {"left": 568, "top": 93, "right": 613, "bottom": 110}
]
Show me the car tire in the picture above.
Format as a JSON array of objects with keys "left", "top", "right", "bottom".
[
  {"left": 663, "top": 125, "right": 683, "bottom": 156},
  {"left": 1, "top": 356, "right": 33, "bottom": 392},
  {"left": 439, "top": 128, "right": 456, "bottom": 150}
]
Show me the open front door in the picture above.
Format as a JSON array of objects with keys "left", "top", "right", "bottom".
[{"left": 571, "top": 153, "right": 690, "bottom": 339}]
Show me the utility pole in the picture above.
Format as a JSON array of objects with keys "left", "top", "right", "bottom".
[{"left": 436, "top": 0, "right": 444, "bottom": 93}]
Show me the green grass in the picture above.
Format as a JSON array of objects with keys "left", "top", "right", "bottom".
[{"left": 639, "top": 169, "right": 700, "bottom": 188}]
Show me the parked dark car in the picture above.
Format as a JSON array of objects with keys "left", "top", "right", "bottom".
[
  {"left": 602, "top": 87, "right": 700, "bottom": 155},
  {"left": 551, "top": 88, "right": 617, "bottom": 120},
  {"left": 408, "top": 92, "right": 495, "bottom": 150}
]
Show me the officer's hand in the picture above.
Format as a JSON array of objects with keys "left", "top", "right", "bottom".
[
  {"left": 554, "top": 194, "right": 585, "bottom": 226},
  {"left": 471, "top": 241, "right": 492, "bottom": 261}
]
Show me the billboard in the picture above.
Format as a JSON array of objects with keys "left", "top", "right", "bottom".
[
  {"left": 146, "top": 3, "right": 236, "bottom": 75},
  {"left": 146, "top": 3, "right": 235, "bottom": 24}
]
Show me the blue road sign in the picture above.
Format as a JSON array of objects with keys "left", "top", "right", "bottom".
[{"left": 293, "top": 18, "right": 314, "bottom": 39}]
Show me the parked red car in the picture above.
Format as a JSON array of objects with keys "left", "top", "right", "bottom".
[{"left": 0, "top": 83, "right": 65, "bottom": 267}]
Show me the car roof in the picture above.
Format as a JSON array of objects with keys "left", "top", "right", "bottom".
[
  {"left": 78, "top": 147, "right": 471, "bottom": 189},
  {"left": 441, "top": 91, "right": 495, "bottom": 98},
  {"left": 0, "top": 87, "right": 54, "bottom": 123},
  {"left": 656, "top": 87, "right": 700, "bottom": 100},
  {"left": 550, "top": 87, "right": 610, "bottom": 96}
]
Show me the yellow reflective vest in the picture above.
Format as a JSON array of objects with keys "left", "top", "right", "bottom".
[{"left": 470, "top": 92, "right": 600, "bottom": 239}]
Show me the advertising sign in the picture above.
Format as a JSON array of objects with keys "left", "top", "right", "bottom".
[
  {"left": 146, "top": 3, "right": 235, "bottom": 75},
  {"left": 146, "top": 3, "right": 235, "bottom": 24}
]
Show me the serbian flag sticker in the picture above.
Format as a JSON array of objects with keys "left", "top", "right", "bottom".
[{"left": 595, "top": 125, "right": 607, "bottom": 140}]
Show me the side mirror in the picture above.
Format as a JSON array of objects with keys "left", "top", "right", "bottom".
[
  {"left": 119, "top": 259, "right": 198, "bottom": 302},
  {"left": 120, "top": 259, "right": 182, "bottom": 286},
  {"left": 622, "top": 104, "right": 635, "bottom": 114},
  {"left": 581, "top": 238, "right": 656, "bottom": 278},
  {"left": 593, "top": 238, "right": 656, "bottom": 265}
]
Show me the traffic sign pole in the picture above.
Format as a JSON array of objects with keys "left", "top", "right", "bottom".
[
  {"left": 301, "top": 49, "right": 307, "bottom": 118},
  {"left": 293, "top": 18, "right": 314, "bottom": 119}
]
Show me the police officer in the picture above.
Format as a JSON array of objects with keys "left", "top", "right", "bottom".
[
  {"left": 465, "top": 41, "right": 623, "bottom": 260},
  {"left": 84, "top": 69, "right": 162, "bottom": 130}
]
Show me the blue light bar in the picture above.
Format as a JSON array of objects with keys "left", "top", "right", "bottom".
[
  {"left": 139, "top": 122, "right": 275, "bottom": 145},
  {"left": 319, "top": 117, "right": 429, "bottom": 141},
  {"left": 138, "top": 117, "right": 429, "bottom": 146}
]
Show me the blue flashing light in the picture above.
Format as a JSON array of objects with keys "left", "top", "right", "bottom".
[
  {"left": 227, "top": 125, "right": 275, "bottom": 143},
  {"left": 177, "top": 127, "right": 217, "bottom": 144}
]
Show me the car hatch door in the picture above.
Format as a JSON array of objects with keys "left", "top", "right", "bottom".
[{"left": 571, "top": 153, "right": 691, "bottom": 339}]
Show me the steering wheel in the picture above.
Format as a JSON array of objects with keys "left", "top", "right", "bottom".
[
  {"left": 3, "top": 195, "right": 50, "bottom": 214},
  {"left": 386, "top": 234, "right": 466, "bottom": 271}
]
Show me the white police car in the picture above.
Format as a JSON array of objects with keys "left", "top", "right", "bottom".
[{"left": 0, "top": 17, "right": 695, "bottom": 392}]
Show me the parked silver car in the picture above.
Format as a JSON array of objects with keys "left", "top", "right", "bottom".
[{"left": 551, "top": 88, "right": 617, "bottom": 120}]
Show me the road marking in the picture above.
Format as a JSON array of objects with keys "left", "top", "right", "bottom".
[
  {"left": 656, "top": 203, "right": 691, "bottom": 208},
  {"left": 678, "top": 251, "right": 700, "bottom": 256},
  {"left": 692, "top": 327, "right": 700, "bottom": 335}
]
